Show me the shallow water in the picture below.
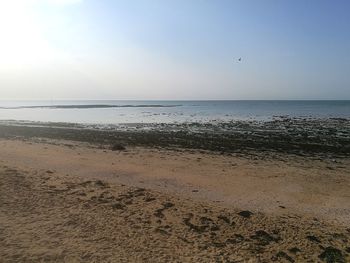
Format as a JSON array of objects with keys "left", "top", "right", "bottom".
[{"left": 0, "top": 100, "right": 349, "bottom": 124}]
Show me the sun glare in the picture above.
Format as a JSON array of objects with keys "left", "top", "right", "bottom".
[{"left": 0, "top": 1, "right": 72, "bottom": 70}]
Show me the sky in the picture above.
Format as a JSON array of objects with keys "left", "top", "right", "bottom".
[{"left": 0, "top": 0, "right": 349, "bottom": 100}]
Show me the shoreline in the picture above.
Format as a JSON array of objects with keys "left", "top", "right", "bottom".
[{"left": 0, "top": 117, "right": 349, "bottom": 158}]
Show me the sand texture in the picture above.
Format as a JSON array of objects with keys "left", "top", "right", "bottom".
[
  {"left": 0, "top": 139, "right": 350, "bottom": 262},
  {"left": 1, "top": 166, "right": 350, "bottom": 262}
]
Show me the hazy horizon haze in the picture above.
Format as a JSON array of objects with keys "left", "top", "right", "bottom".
[{"left": 0, "top": 0, "right": 349, "bottom": 100}]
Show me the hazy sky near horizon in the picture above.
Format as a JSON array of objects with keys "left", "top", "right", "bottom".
[{"left": 0, "top": 0, "right": 349, "bottom": 100}]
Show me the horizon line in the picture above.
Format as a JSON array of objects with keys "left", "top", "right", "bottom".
[{"left": 1, "top": 99, "right": 350, "bottom": 101}]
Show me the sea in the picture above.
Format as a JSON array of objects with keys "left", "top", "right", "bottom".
[{"left": 0, "top": 100, "right": 349, "bottom": 125}]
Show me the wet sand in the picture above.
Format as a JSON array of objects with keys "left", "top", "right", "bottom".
[
  {"left": 0, "top": 117, "right": 349, "bottom": 158},
  {"left": 0, "top": 138, "right": 350, "bottom": 262}
]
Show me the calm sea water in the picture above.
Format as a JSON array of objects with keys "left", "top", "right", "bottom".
[{"left": 0, "top": 100, "right": 349, "bottom": 124}]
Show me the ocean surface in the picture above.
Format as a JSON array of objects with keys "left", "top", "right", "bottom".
[{"left": 0, "top": 100, "right": 349, "bottom": 124}]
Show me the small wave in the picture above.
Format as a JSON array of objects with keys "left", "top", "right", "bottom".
[{"left": 0, "top": 104, "right": 181, "bottom": 109}]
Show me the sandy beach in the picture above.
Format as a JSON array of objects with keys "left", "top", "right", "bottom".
[
  {"left": 1, "top": 136, "right": 350, "bottom": 262},
  {"left": 1, "top": 0, "right": 350, "bottom": 261}
]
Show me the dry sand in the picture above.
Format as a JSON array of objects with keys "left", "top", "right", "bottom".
[{"left": 0, "top": 138, "right": 350, "bottom": 262}]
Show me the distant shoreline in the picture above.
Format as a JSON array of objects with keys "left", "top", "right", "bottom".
[
  {"left": 1, "top": 100, "right": 349, "bottom": 124},
  {"left": 0, "top": 104, "right": 181, "bottom": 109}
]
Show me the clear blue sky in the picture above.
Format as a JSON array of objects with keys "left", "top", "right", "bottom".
[{"left": 0, "top": 0, "right": 349, "bottom": 99}]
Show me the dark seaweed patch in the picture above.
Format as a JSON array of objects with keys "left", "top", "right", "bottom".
[{"left": 318, "top": 247, "right": 345, "bottom": 263}]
